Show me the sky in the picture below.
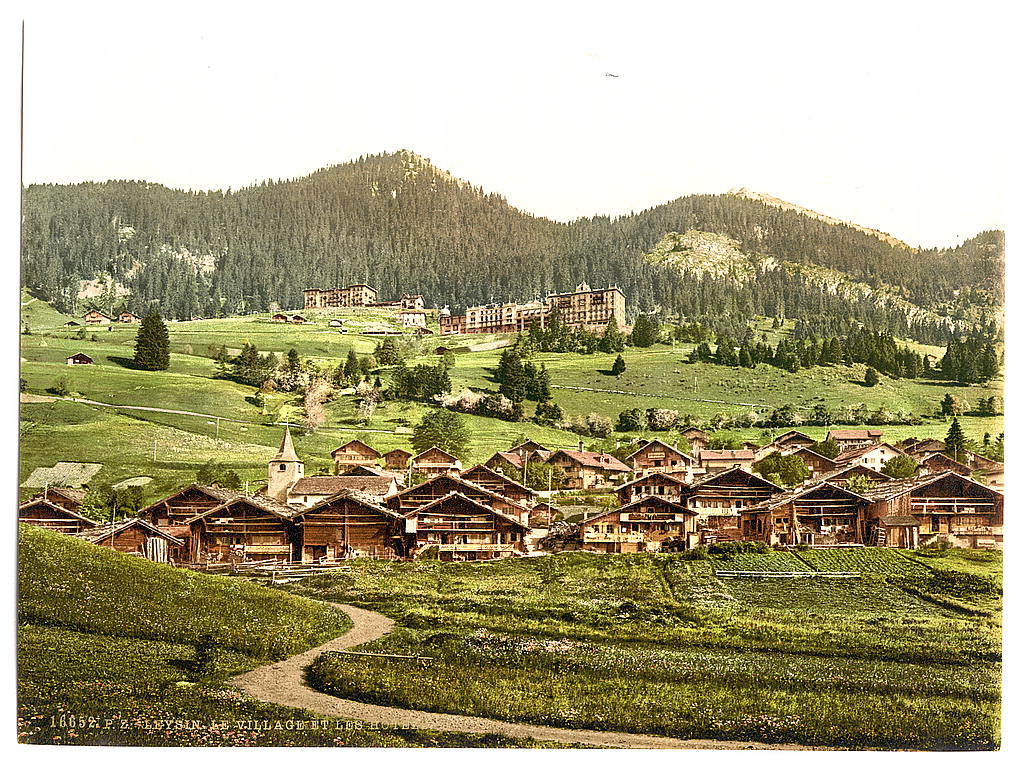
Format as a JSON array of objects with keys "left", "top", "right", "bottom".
[{"left": 16, "top": 0, "right": 1013, "bottom": 248}]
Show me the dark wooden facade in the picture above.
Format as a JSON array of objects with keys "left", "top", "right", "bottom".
[
  {"left": 686, "top": 468, "right": 781, "bottom": 527},
  {"left": 292, "top": 493, "right": 403, "bottom": 561},
  {"left": 743, "top": 483, "right": 867, "bottom": 546},
  {"left": 460, "top": 464, "right": 537, "bottom": 505},
  {"left": 138, "top": 485, "right": 240, "bottom": 527},
  {"left": 626, "top": 439, "right": 695, "bottom": 476},
  {"left": 18, "top": 499, "right": 99, "bottom": 535},
  {"left": 580, "top": 496, "right": 697, "bottom": 553},
  {"left": 332, "top": 440, "right": 382, "bottom": 472},
  {"left": 77, "top": 518, "right": 185, "bottom": 563},
  {"left": 387, "top": 474, "right": 528, "bottom": 523},
  {"left": 412, "top": 447, "right": 462, "bottom": 478},
  {"left": 403, "top": 492, "right": 527, "bottom": 561},
  {"left": 790, "top": 447, "right": 839, "bottom": 479},
  {"left": 615, "top": 472, "right": 689, "bottom": 505},
  {"left": 186, "top": 497, "right": 296, "bottom": 564}
]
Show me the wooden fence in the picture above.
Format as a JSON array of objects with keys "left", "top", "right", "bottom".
[{"left": 714, "top": 570, "right": 861, "bottom": 578}]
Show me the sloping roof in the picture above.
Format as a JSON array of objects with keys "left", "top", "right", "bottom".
[
  {"left": 383, "top": 448, "right": 413, "bottom": 458},
  {"left": 412, "top": 446, "right": 460, "bottom": 464},
  {"left": 858, "top": 471, "right": 1002, "bottom": 503},
  {"left": 407, "top": 491, "right": 529, "bottom": 529},
  {"left": 137, "top": 484, "right": 243, "bottom": 515},
  {"left": 700, "top": 449, "right": 755, "bottom": 461},
  {"left": 583, "top": 495, "right": 694, "bottom": 525},
  {"left": 816, "top": 465, "right": 890, "bottom": 484},
  {"left": 340, "top": 464, "right": 391, "bottom": 477},
  {"left": 272, "top": 426, "right": 300, "bottom": 462},
  {"left": 828, "top": 429, "right": 883, "bottom": 440},
  {"left": 773, "top": 430, "right": 814, "bottom": 443},
  {"left": 488, "top": 451, "right": 525, "bottom": 469},
  {"left": 625, "top": 439, "right": 695, "bottom": 463},
  {"left": 292, "top": 489, "right": 402, "bottom": 520},
  {"left": 790, "top": 447, "right": 839, "bottom": 465},
  {"left": 460, "top": 464, "right": 536, "bottom": 496},
  {"left": 678, "top": 427, "right": 709, "bottom": 438},
  {"left": 18, "top": 498, "right": 100, "bottom": 527},
  {"left": 877, "top": 515, "right": 920, "bottom": 527},
  {"left": 184, "top": 494, "right": 297, "bottom": 524},
  {"left": 387, "top": 474, "right": 529, "bottom": 515},
  {"left": 66, "top": 353, "right": 94, "bottom": 363},
  {"left": 918, "top": 452, "right": 972, "bottom": 474},
  {"left": 834, "top": 442, "right": 906, "bottom": 464},
  {"left": 290, "top": 475, "right": 395, "bottom": 497},
  {"left": 745, "top": 482, "right": 870, "bottom": 513},
  {"left": 614, "top": 472, "right": 690, "bottom": 492},
  {"left": 332, "top": 439, "right": 382, "bottom": 458},
  {"left": 509, "top": 440, "right": 550, "bottom": 453},
  {"left": 548, "top": 450, "right": 630, "bottom": 472},
  {"left": 690, "top": 466, "right": 783, "bottom": 491},
  {"left": 76, "top": 517, "right": 185, "bottom": 546}
]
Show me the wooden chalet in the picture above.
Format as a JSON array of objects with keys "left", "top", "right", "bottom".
[
  {"left": 118, "top": 311, "right": 142, "bottom": 323},
  {"left": 678, "top": 427, "right": 709, "bottom": 456},
  {"left": 65, "top": 353, "right": 94, "bottom": 366},
  {"left": 917, "top": 452, "right": 972, "bottom": 477},
  {"left": 332, "top": 439, "right": 383, "bottom": 472},
  {"left": 271, "top": 313, "right": 289, "bottom": 322},
  {"left": 83, "top": 309, "right": 112, "bottom": 325},
  {"left": 579, "top": 497, "right": 697, "bottom": 554},
  {"left": 383, "top": 448, "right": 413, "bottom": 470},
  {"left": 399, "top": 492, "right": 528, "bottom": 561},
  {"left": 686, "top": 468, "right": 782, "bottom": 533},
  {"left": 833, "top": 442, "right": 907, "bottom": 472},
  {"left": 545, "top": 449, "right": 630, "bottom": 490},
  {"left": 827, "top": 428, "right": 883, "bottom": 452},
  {"left": 34, "top": 487, "right": 88, "bottom": 512},
  {"left": 698, "top": 449, "right": 755, "bottom": 472},
  {"left": 767, "top": 430, "right": 817, "bottom": 456},
  {"left": 625, "top": 439, "right": 696, "bottom": 476},
  {"left": 614, "top": 471, "right": 689, "bottom": 505},
  {"left": 291, "top": 491, "right": 404, "bottom": 561},
  {"left": 742, "top": 483, "right": 868, "bottom": 546},
  {"left": 137, "top": 484, "right": 242, "bottom": 529},
  {"left": 64, "top": 320, "right": 81, "bottom": 326},
  {"left": 863, "top": 472, "right": 1003, "bottom": 549},
  {"left": 815, "top": 464, "right": 890, "bottom": 487},
  {"left": 75, "top": 518, "right": 185, "bottom": 563},
  {"left": 290, "top": 315, "right": 307, "bottom": 324},
  {"left": 789, "top": 447, "right": 839, "bottom": 479},
  {"left": 902, "top": 438, "right": 946, "bottom": 457},
  {"left": 18, "top": 498, "right": 99, "bottom": 535},
  {"left": 386, "top": 474, "right": 529, "bottom": 524},
  {"left": 507, "top": 440, "right": 552, "bottom": 464},
  {"left": 460, "top": 464, "right": 537, "bottom": 505},
  {"left": 485, "top": 451, "right": 528, "bottom": 472},
  {"left": 529, "top": 501, "right": 560, "bottom": 527},
  {"left": 287, "top": 474, "right": 398, "bottom": 507},
  {"left": 411, "top": 447, "right": 462, "bottom": 478},
  {"left": 184, "top": 495, "right": 297, "bottom": 564}
]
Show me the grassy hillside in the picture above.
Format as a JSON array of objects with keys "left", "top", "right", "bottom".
[
  {"left": 286, "top": 550, "right": 1001, "bottom": 750},
  {"left": 16, "top": 526, "right": 549, "bottom": 747}
]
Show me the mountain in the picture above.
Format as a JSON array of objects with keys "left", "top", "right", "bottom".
[{"left": 21, "top": 150, "right": 1003, "bottom": 342}]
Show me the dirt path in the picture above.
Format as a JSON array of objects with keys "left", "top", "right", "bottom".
[{"left": 229, "top": 603, "right": 812, "bottom": 750}]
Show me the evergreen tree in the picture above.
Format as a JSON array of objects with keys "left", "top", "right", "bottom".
[
  {"left": 864, "top": 367, "right": 880, "bottom": 387},
  {"left": 629, "top": 313, "right": 660, "bottom": 347},
  {"left": 611, "top": 354, "right": 626, "bottom": 376},
  {"left": 133, "top": 310, "right": 170, "bottom": 370},
  {"left": 344, "top": 349, "right": 360, "bottom": 382},
  {"left": 598, "top": 316, "right": 626, "bottom": 353},
  {"left": 944, "top": 418, "right": 967, "bottom": 463}
]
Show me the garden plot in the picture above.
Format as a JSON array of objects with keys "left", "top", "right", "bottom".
[{"left": 22, "top": 461, "right": 102, "bottom": 488}]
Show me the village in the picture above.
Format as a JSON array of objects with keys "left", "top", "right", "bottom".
[{"left": 18, "top": 418, "right": 1004, "bottom": 568}]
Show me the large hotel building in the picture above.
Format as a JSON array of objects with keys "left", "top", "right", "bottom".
[{"left": 439, "top": 283, "right": 626, "bottom": 335}]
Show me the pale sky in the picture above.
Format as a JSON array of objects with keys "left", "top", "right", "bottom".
[{"left": 17, "top": 0, "right": 1012, "bottom": 248}]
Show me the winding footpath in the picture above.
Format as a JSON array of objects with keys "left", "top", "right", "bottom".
[{"left": 229, "top": 603, "right": 812, "bottom": 750}]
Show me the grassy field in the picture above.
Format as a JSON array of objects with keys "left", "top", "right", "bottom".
[
  {"left": 19, "top": 295, "right": 1003, "bottom": 503},
  {"left": 286, "top": 550, "right": 1001, "bottom": 750},
  {"left": 16, "top": 526, "right": 552, "bottom": 747}
]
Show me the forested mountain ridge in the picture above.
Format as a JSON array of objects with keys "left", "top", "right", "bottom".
[{"left": 21, "top": 150, "right": 1002, "bottom": 342}]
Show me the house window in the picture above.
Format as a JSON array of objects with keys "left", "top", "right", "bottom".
[{"left": 279, "top": 463, "right": 287, "bottom": 471}]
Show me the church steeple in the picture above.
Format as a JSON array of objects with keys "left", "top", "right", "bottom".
[{"left": 267, "top": 425, "right": 303, "bottom": 502}]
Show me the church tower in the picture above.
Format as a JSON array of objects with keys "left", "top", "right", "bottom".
[{"left": 267, "top": 425, "right": 304, "bottom": 502}]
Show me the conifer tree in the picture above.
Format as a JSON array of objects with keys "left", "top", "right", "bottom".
[
  {"left": 133, "top": 310, "right": 170, "bottom": 370},
  {"left": 611, "top": 354, "right": 626, "bottom": 377},
  {"left": 944, "top": 418, "right": 967, "bottom": 463}
]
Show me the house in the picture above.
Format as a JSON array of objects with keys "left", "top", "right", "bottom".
[
  {"left": 290, "top": 491, "right": 404, "bottom": 561},
  {"left": 579, "top": 497, "right": 697, "bottom": 554},
  {"left": 63, "top": 320, "right": 81, "bottom": 327},
  {"left": 924, "top": 354, "right": 939, "bottom": 369},
  {"left": 65, "top": 353, "right": 94, "bottom": 366},
  {"left": 414, "top": 326, "right": 434, "bottom": 335},
  {"left": 767, "top": 430, "right": 817, "bottom": 456},
  {"left": 386, "top": 474, "right": 529, "bottom": 525},
  {"left": 827, "top": 429, "right": 883, "bottom": 452},
  {"left": 815, "top": 464, "right": 890, "bottom": 487},
  {"left": 271, "top": 313, "right": 289, "bottom": 322},
  {"left": 625, "top": 439, "right": 697, "bottom": 477},
  {"left": 331, "top": 440, "right": 383, "bottom": 473},
  {"left": 398, "top": 310, "right": 427, "bottom": 329},
  {"left": 287, "top": 474, "right": 398, "bottom": 508},
  {"left": 686, "top": 468, "right": 782, "bottom": 532},
  {"left": 33, "top": 487, "right": 88, "bottom": 512},
  {"left": 678, "top": 427, "right": 710, "bottom": 456},
  {"left": 399, "top": 492, "right": 528, "bottom": 561},
  {"left": 118, "top": 311, "right": 142, "bottom": 323},
  {"left": 75, "top": 518, "right": 185, "bottom": 563},
  {"left": 460, "top": 464, "right": 537, "bottom": 505},
  {"left": 137, "top": 484, "right": 243, "bottom": 528},
  {"left": 290, "top": 315, "right": 307, "bottom": 324},
  {"left": 411, "top": 447, "right": 462, "bottom": 478},
  {"left": 742, "top": 483, "right": 868, "bottom": 546},
  {"left": 544, "top": 448, "right": 630, "bottom": 490},
  {"left": 400, "top": 293, "right": 426, "bottom": 311},
  {"left": 833, "top": 442, "right": 907, "bottom": 473},
  {"left": 862, "top": 472, "right": 1003, "bottom": 549},
  {"left": 184, "top": 495, "right": 297, "bottom": 564},
  {"left": 18, "top": 498, "right": 99, "bottom": 535},
  {"left": 83, "top": 310, "right": 112, "bottom": 325},
  {"left": 917, "top": 452, "right": 972, "bottom": 477},
  {"left": 383, "top": 448, "right": 413, "bottom": 470},
  {"left": 529, "top": 501, "right": 560, "bottom": 527},
  {"left": 614, "top": 472, "right": 689, "bottom": 506},
  {"left": 902, "top": 438, "right": 946, "bottom": 457},
  {"left": 486, "top": 441, "right": 553, "bottom": 472},
  {"left": 789, "top": 447, "right": 840, "bottom": 479},
  {"left": 698, "top": 449, "right": 755, "bottom": 473}
]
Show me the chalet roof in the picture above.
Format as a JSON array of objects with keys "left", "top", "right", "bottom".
[
  {"left": 18, "top": 498, "right": 100, "bottom": 527},
  {"left": 292, "top": 488, "right": 402, "bottom": 520},
  {"left": 815, "top": 465, "right": 890, "bottom": 484},
  {"left": 548, "top": 449, "right": 630, "bottom": 472},
  {"left": 789, "top": 447, "right": 839, "bottom": 465},
  {"left": 272, "top": 426, "right": 300, "bottom": 463},
  {"left": 700, "top": 449, "right": 755, "bottom": 461},
  {"left": 857, "top": 476, "right": 928, "bottom": 502},
  {"left": 772, "top": 430, "right": 814, "bottom": 444},
  {"left": 184, "top": 494, "right": 297, "bottom": 524},
  {"left": 84, "top": 310, "right": 112, "bottom": 319},
  {"left": 290, "top": 475, "right": 395, "bottom": 497},
  {"left": 387, "top": 474, "right": 529, "bottom": 514},
  {"left": 965, "top": 451, "right": 1001, "bottom": 470},
  {"left": 877, "top": 515, "right": 920, "bottom": 527},
  {"left": 460, "top": 464, "right": 536, "bottom": 496},
  {"left": 917, "top": 452, "right": 972, "bottom": 474},
  {"left": 340, "top": 464, "right": 391, "bottom": 477},
  {"left": 583, "top": 495, "right": 693, "bottom": 525},
  {"left": 383, "top": 448, "right": 413, "bottom": 458},
  {"left": 678, "top": 427, "right": 709, "bottom": 438},
  {"left": 828, "top": 429, "right": 883, "bottom": 440},
  {"left": 614, "top": 472, "right": 690, "bottom": 492},
  {"left": 332, "top": 439, "right": 381, "bottom": 458},
  {"left": 834, "top": 442, "right": 905, "bottom": 464},
  {"left": 407, "top": 491, "right": 529, "bottom": 529},
  {"left": 137, "top": 484, "right": 243, "bottom": 515},
  {"left": 76, "top": 517, "right": 185, "bottom": 546},
  {"left": 625, "top": 439, "right": 695, "bottom": 463},
  {"left": 34, "top": 487, "right": 88, "bottom": 506},
  {"left": 689, "top": 466, "right": 783, "bottom": 492},
  {"left": 66, "top": 353, "right": 94, "bottom": 363},
  {"left": 745, "top": 482, "right": 870, "bottom": 513},
  {"left": 489, "top": 451, "right": 526, "bottom": 469},
  {"left": 412, "top": 446, "right": 460, "bottom": 464},
  {"left": 904, "top": 438, "right": 946, "bottom": 455}
]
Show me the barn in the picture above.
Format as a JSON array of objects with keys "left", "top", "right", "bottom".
[
  {"left": 742, "top": 482, "right": 869, "bottom": 546},
  {"left": 65, "top": 353, "right": 94, "bottom": 366},
  {"left": 184, "top": 495, "right": 297, "bottom": 564},
  {"left": 291, "top": 490, "right": 404, "bottom": 561},
  {"left": 579, "top": 496, "right": 697, "bottom": 553},
  {"left": 75, "top": 518, "right": 185, "bottom": 563},
  {"left": 19, "top": 498, "right": 99, "bottom": 535}
]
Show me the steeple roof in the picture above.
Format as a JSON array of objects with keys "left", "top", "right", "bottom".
[{"left": 272, "top": 425, "right": 300, "bottom": 463}]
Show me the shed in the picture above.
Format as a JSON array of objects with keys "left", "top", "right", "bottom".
[{"left": 65, "top": 353, "right": 94, "bottom": 366}]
